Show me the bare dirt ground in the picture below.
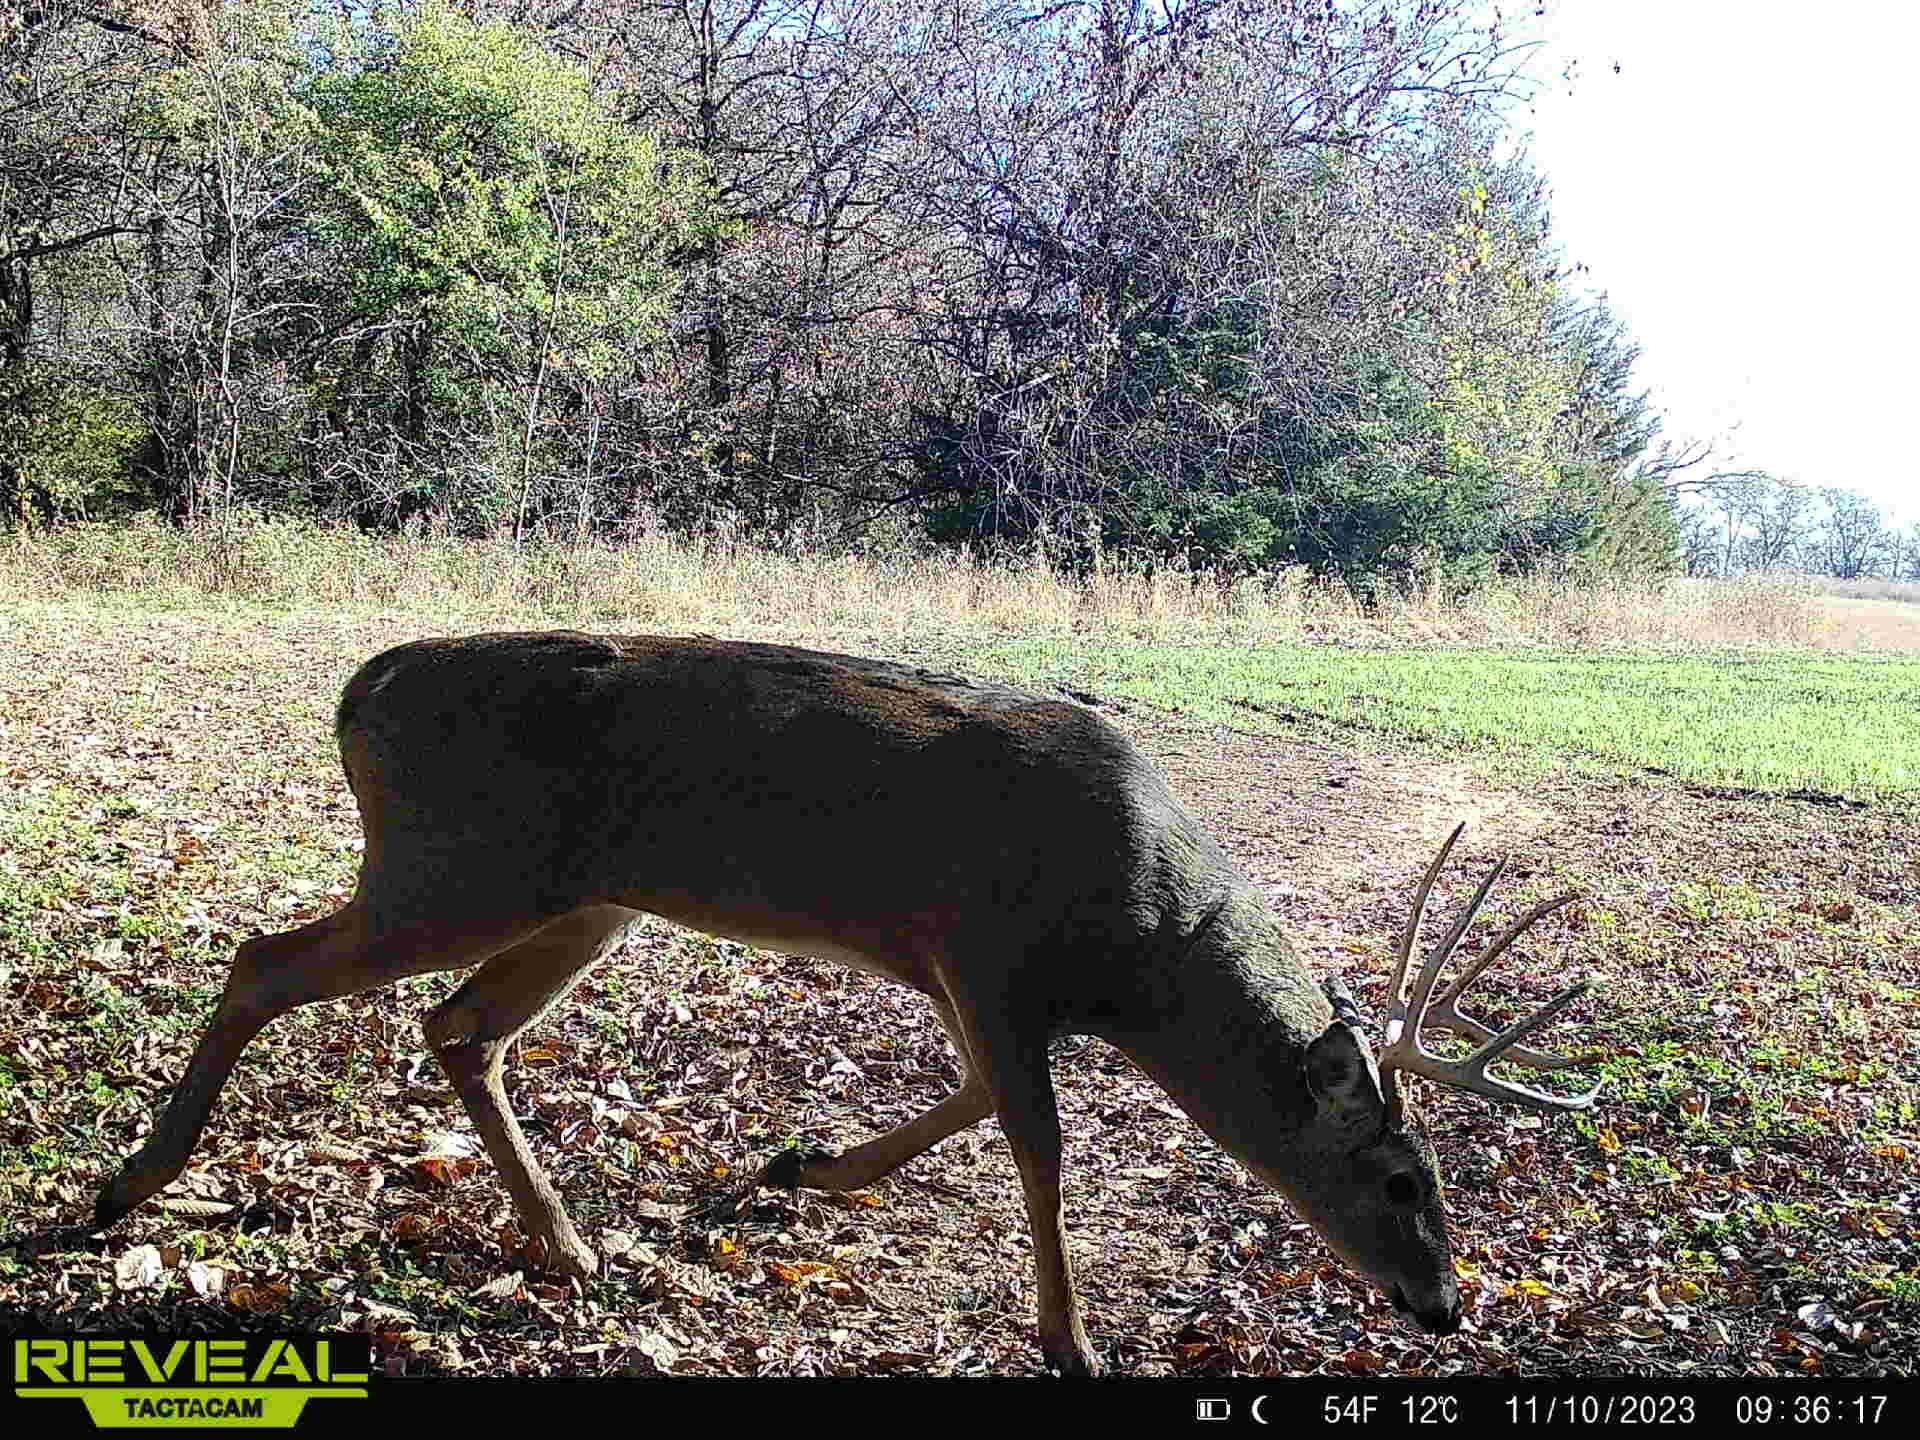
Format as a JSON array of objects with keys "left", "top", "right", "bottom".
[
  {"left": 0, "top": 608, "right": 1913, "bottom": 1378},
  {"left": 1813, "top": 596, "right": 1920, "bottom": 653}
]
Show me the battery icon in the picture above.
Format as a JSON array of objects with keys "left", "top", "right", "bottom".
[{"left": 1196, "top": 1398, "right": 1231, "bottom": 1421}]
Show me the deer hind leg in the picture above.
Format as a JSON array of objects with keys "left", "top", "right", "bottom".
[
  {"left": 943, "top": 985, "right": 1097, "bottom": 1378},
  {"left": 765, "top": 997, "right": 992, "bottom": 1192},
  {"left": 95, "top": 903, "right": 545, "bottom": 1229},
  {"left": 421, "top": 904, "right": 637, "bottom": 1281}
]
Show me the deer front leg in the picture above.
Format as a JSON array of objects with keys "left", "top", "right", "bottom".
[
  {"left": 422, "top": 905, "right": 635, "bottom": 1279},
  {"left": 948, "top": 993, "right": 1097, "bottom": 1377}
]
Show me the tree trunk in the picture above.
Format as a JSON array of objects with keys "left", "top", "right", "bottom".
[
  {"left": 137, "top": 210, "right": 196, "bottom": 523},
  {"left": 0, "top": 244, "right": 33, "bottom": 518}
]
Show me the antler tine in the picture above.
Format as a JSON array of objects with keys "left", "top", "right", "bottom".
[
  {"left": 1423, "top": 892, "right": 1591, "bottom": 1070},
  {"left": 1454, "top": 979, "right": 1605, "bottom": 1111},
  {"left": 1385, "top": 978, "right": 1602, "bottom": 1113},
  {"left": 1394, "top": 854, "right": 1508, "bottom": 1061},
  {"left": 1387, "top": 821, "right": 1466, "bottom": 1042},
  {"left": 1376, "top": 827, "right": 1605, "bottom": 1114}
]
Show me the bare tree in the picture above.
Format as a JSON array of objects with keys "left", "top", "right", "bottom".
[
  {"left": 1898, "top": 522, "right": 1920, "bottom": 584},
  {"left": 1815, "top": 488, "right": 1893, "bottom": 580},
  {"left": 906, "top": 0, "right": 1545, "bottom": 557},
  {"left": 1737, "top": 476, "right": 1815, "bottom": 572},
  {"left": 1702, "top": 476, "right": 1757, "bottom": 579},
  {"left": 557, "top": 0, "right": 956, "bottom": 534},
  {"left": 1676, "top": 505, "right": 1720, "bottom": 578},
  {"left": 0, "top": 4, "right": 167, "bottom": 513}
]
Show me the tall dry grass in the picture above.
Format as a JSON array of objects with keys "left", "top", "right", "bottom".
[
  {"left": 1, "top": 514, "right": 1830, "bottom": 652},
  {"left": 1812, "top": 576, "right": 1920, "bottom": 606}
]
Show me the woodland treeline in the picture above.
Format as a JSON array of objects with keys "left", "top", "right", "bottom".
[
  {"left": 1676, "top": 475, "right": 1920, "bottom": 584},
  {"left": 3, "top": 1, "right": 1912, "bottom": 584}
]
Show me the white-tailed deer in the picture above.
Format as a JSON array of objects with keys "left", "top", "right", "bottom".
[{"left": 95, "top": 633, "right": 1602, "bottom": 1375}]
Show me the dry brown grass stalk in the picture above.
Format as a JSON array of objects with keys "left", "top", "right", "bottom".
[{"left": 1, "top": 516, "right": 1840, "bottom": 652}]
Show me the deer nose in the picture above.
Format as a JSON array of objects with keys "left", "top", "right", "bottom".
[{"left": 1394, "top": 1283, "right": 1462, "bottom": 1335}]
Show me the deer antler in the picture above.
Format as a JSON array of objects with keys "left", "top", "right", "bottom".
[{"left": 1376, "top": 823, "right": 1603, "bottom": 1115}]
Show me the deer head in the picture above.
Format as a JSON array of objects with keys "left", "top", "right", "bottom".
[{"left": 1277, "top": 823, "right": 1604, "bottom": 1333}]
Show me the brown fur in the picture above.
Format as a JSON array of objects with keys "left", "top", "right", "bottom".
[{"left": 99, "top": 632, "right": 1481, "bottom": 1375}]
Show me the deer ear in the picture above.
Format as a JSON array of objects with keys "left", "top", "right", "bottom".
[{"left": 1304, "top": 1021, "right": 1387, "bottom": 1119}]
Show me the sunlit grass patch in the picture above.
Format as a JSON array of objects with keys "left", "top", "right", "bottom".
[{"left": 986, "top": 641, "right": 1920, "bottom": 798}]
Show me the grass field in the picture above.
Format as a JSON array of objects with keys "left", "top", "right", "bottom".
[
  {"left": 984, "top": 641, "right": 1920, "bottom": 799},
  {"left": 0, "top": 564, "right": 1914, "bottom": 1379}
]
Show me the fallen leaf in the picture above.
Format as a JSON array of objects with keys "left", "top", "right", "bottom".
[
  {"left": 228, "top": 1279, "right": 292, "bottom": 1314},
  {"left": 186, "top": 1262, "right": 225, "bottom": 1299},
  {"left": 1797, "top": 1300, "right": 1837, "bottom": 1333},
  {"left": 472, "top": 1272, "right": 525, "bottom": 1301},
  {"left": 635, "top": 1332, "right": 678, "bottom": 1372},
  {"left": 115, "top": 1245, "right": 165, "bottom": 1291}
]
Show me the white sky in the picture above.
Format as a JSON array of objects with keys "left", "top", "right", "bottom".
[{"left": 1514, "top": 1, "right": 1917, "bottom": 526}]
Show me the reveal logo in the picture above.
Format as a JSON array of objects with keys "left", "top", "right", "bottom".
[{"left": 14, "top": 1336, "right": 369, "bottom": 1428}]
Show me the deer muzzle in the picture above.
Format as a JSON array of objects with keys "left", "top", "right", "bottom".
[{"left": 1391, "top": 1282, "right": 1463, "bottom": 1335}]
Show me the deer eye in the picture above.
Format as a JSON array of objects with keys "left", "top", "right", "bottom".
[{"left": 1385, "top": 1172, "right": 1421, "bottom": 1208}]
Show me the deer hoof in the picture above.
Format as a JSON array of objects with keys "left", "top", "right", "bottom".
[
  {"left": 1043, "top": 1341, "right": 1100, "bottom": 1378},
  {"left": 761, "top": 1142, "right": 837, "bottom": 1190}
]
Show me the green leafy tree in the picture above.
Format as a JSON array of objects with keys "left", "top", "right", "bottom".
[
  {"left": 0, "top": 361, "right": 145, "bottom": 521},
  {"left": 303, "top": 1, "right": 727, "bottom": 532}
]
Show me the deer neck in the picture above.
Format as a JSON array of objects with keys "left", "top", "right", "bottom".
[{"left": 1098, "top": 885, "right": 1334, "bottom": 1177}]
